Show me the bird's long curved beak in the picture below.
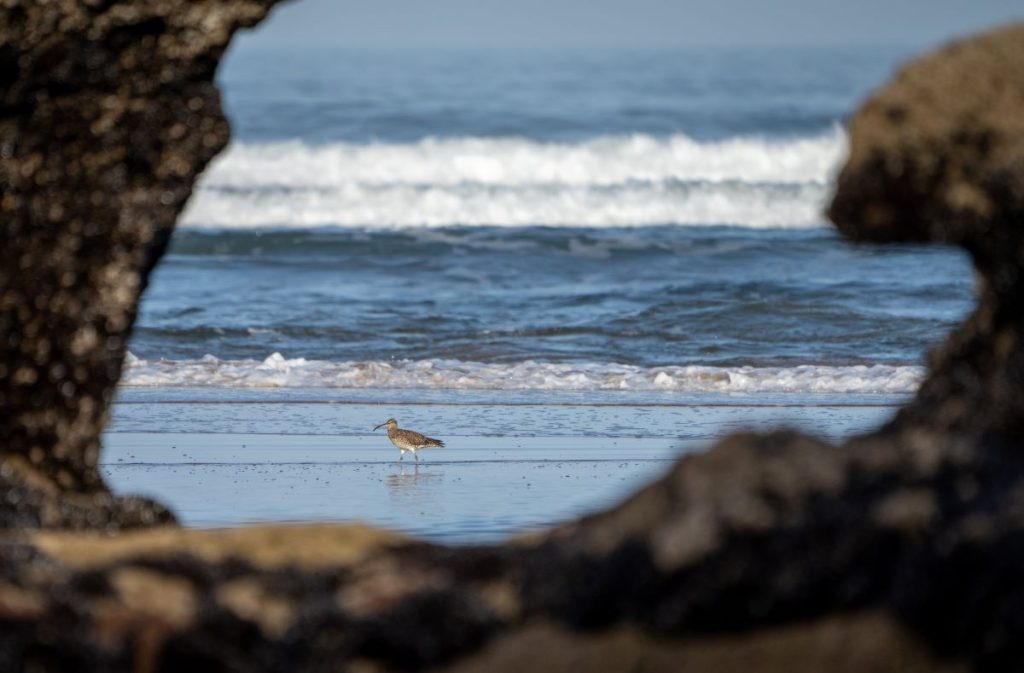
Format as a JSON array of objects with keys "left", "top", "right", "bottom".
[{"left": 373, "top": 422, "right": 386, "bottom": 431}]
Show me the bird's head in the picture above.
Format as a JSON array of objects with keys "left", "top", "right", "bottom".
[{"left": 374, "top": 418, "right": 398, "bottom": 431}]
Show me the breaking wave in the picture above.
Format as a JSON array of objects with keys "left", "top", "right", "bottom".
[
  {"left": 122, "top": 353, "right": 920, "bottom": 394},
  {"left": 181, "top": 131, "right": 846, "bottom": 229}
]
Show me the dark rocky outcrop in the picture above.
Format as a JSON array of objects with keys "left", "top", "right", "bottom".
[
  {"left": 1, "top": 4, "right": 1023, "bottom": 671},
  {"left": 829, "top": 23, "right": 1024, "bottom": 444},
  {"left": 0, "top": 0, "right": 281, "bottom": 524}
]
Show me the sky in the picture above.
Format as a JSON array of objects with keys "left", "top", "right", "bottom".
[{"left": 235, "top": 0, "right": 1024, "bottom": 50}]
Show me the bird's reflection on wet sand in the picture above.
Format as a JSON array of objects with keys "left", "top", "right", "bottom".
[{"left": 386, "top": 464, "right": 444, "bottom": 506}]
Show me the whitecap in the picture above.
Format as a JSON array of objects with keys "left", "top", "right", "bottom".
[
  {"left": 181, "top": 130, "right": 846, "bottom": 230},
  {"left": 121, "top": 353, "right": 921, "bottom": 395}
]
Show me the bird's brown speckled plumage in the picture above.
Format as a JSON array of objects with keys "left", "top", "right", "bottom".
[{"left": 373, "top": 419, "right": 444, "bottom": 461}]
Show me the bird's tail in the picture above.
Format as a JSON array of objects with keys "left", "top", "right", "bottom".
[{"left": 425, "top": 437, "right": 445, "bottom": 448}]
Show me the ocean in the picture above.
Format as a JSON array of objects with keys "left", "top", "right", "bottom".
[{"left": 105, "top": 45, "right": 974, "bottom": 540}]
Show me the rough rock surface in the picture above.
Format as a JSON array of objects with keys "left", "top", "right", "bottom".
[
  {"left": 0, "top": 0, "right": 280, "bottom": 524},
  {"left": 829, "top": 23, "right": 1024, "bottom": 443},
  {"left": 1, "top": 5, "right": 1024, "bottom": 672}
]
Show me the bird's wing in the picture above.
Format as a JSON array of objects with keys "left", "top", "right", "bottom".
[{"left": 403, "top": 429, "right": 444, "bottom": 447}]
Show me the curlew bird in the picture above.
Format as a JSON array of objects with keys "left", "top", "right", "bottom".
[{"left": 373, "top": 418, "right": 444, "bottom": 462}]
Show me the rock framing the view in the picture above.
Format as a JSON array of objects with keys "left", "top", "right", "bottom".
[
  {"left": 1, "top": 4, "right": 1023, "bottom": 672},
  {"left": 0, "top": 0, "right": 279, "bottom": 526}
]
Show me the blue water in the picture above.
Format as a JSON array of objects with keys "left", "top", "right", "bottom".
[
  {"left": 112, "top": 45, "right": 979, "bottom": 535},
  {"left": 219, "top": 47, "right": 905, "bottom": 143},
  {"left": 127, "top": 46, "right": 974, "bottom": 394}
]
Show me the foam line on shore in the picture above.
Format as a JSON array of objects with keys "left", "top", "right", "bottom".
[{"left": 122, "top": 352, "right": 921, "bottom": 394}]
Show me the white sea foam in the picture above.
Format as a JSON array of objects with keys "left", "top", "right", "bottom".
[
  {"left": 122, "top": 353, "right": 921, "bottom": 394},
  {"left": 181, "top": 131, "right": 846, "bottom": 229},
  {"left": 182, "top": 180, "right": 827, "bottom": 229},
  {"left": 195, "top": 132, "right": 845, "bottom": 189}
]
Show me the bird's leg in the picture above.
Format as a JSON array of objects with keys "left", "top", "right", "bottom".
[
  {"left": 399, "top": 451, "right": 404, "bottom": 462},
  {"left": 414, "top": 452, "right": 419, "bottom": 462}
]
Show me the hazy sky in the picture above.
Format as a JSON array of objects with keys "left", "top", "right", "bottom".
[{"left": 236, "top": 0, "right": 1023, "bottom": 50}]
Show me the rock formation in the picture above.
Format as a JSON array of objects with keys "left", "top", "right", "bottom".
[
  {"left": 0, "top": 0, "right": 279, "bottom": 526},
  {"left": 830, "top": 23, "right": 1024, "bottom": 444},
  {"left": 1, "top": 3, "right": 1023, "bottom": 671}
]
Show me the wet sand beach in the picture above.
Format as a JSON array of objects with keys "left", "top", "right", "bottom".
[{"left": 104, "top": 388, "right": 897, "bottom": 542}]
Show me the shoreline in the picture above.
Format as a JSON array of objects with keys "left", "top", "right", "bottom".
[
  {"left": 103, "top": 394, "right": 895, "bottom": 541},
  {"left": 103, "top": 432, "right": 685, "bottom": 541},
  {"left": 107, "top": 388, "right": 897, "bottom": 438}
]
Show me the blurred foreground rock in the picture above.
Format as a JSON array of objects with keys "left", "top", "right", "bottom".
[
  {"left": 0, "top": 0, "right": 277, "bottom": 524},
  {"left": 1, "top": 4, "right": 1023, "bottom": 672}
]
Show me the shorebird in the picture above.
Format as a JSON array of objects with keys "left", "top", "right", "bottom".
[{"left": 373, "top": 418, "right": 444, "bottom": 462}]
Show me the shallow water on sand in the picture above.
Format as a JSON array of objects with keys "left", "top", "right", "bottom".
[
  {"left": 104, "top": 389, "right": 896, "bottom": 542},
  {"left": 103, "top": 434, "right": 681, "bottom": 542}
]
